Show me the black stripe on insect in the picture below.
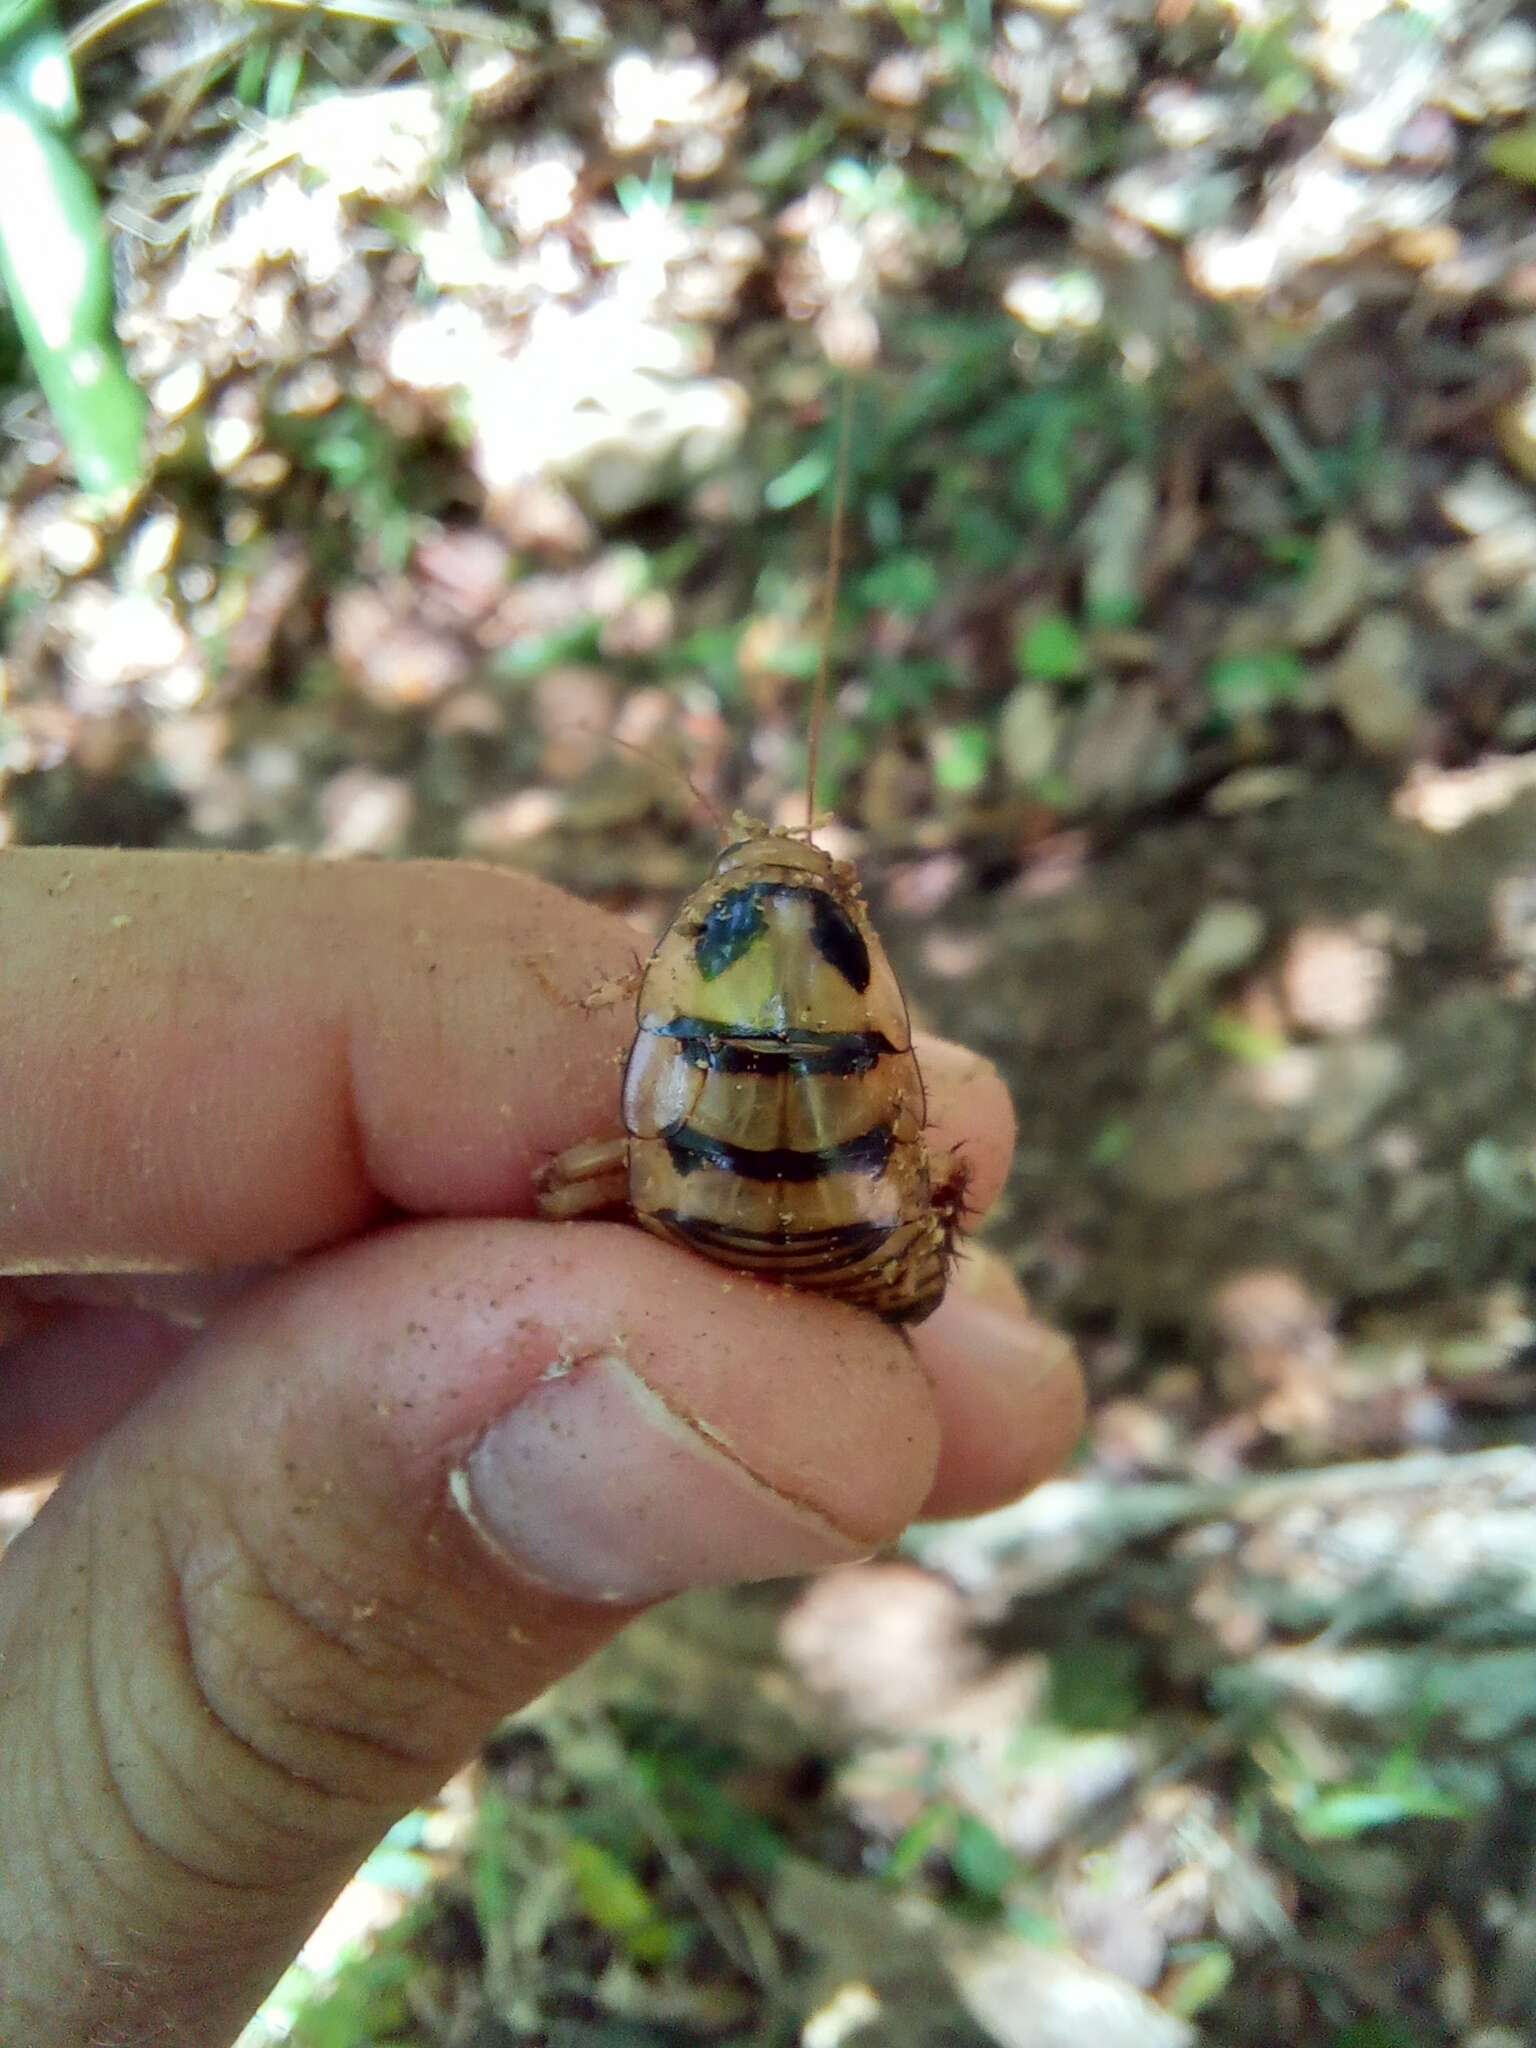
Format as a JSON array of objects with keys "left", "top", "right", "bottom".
[
  {"left": 692, "top": 883, "right": 871, "bottom": 992},
  {"left": 661, "top": 1122, "right": 894, "bottom": 1183},
  {"left": 656, "top": 1018, "right": 897, "bottom": 1078},
  {"left": 656, "top": 1213, "right": 896, "bottom": 1261}
]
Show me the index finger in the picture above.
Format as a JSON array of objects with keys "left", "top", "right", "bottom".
[
  {"left": 1, "top": 848, "right": 626, "bottom": 1273},
  {"left": 0, "top": 848, "right": 1013, "bottom": 1275}
]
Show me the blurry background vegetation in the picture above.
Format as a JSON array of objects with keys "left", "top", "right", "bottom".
[{"left": 3, "top": 0, "right": 1536, "bottom": 2043}]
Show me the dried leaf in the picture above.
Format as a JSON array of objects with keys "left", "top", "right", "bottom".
[
  {"left": 1287, "top": 519, "right": 1373, "bottom": 648},
  {"left": 1152, "top": 902, "right": 1267, "bottom": 1024},
  {"left": 999, "top": 683, "right": 1064, "bottom": 787},
  {"left": 1328, "top": 612, "right": 1422, "bottom": 756},
  {"left": 952, "top": 1940, "right": 1195, "bottom": 2048}
]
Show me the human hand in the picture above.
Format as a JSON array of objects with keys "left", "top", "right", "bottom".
[{"left": 0, "top": 848, "right": 1083, "bottom": 2047}]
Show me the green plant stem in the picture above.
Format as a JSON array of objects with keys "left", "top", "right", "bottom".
[{"left": 0, "top": 1, "right": 144, "bottom": 493}]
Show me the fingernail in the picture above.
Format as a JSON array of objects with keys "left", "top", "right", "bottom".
[{"left": 456, "top": 1354, "right": 871, "bottom": 1604}]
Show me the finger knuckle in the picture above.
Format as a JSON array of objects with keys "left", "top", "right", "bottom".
[{"left": 138, "top": 1487, "right": 474, "bottom": 1868}]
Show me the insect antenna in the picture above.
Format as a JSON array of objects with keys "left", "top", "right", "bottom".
[
  {"left": 804, "top": 375, "right": 855, "bottom": 837},
  {"left": 601, "top": 728, "right": 729, "bottom": 835}
]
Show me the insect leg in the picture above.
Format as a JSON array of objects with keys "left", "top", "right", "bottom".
[
  {"left": 931, "top": 1150, "right": 976, "bottom": 1239},
  {"left": 536, "top": 1136, "right": 631, "bottom": 1220},
  {"left": 579, "top": 962, "right": 645, "bottom": 1013}
]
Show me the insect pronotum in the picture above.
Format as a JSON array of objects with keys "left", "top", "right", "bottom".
[{"left": 535, "top": 384, "right": 966, "bottom": 1323}]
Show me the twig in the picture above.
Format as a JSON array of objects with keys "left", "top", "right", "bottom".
[
  {"left": 1208, "top": 336, "right": 1335, "bottom": 511},
  {"left": 253, "top": 0, "right": 533, "bottom": 45},
  {"left": 805, "top": 374, "right": 855, "bottom": 834},
  {"left": 909, "top": 1446, "right": 1536, "bottom": 1593},
  {"left": 68, "top": 0, "right": 533, "bottom": 63}
]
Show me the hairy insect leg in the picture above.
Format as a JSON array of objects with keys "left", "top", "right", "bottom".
[
  {"left": 580, "top": 961, "right": 645, "bottom": 1013},
  {"left": 519, "top": 952, "right": 644, "bottom": 1015},
  {"left": 931, "top": 1148, "right": 975, "bottom": 1247},
  {"left": 535, "top": 1136, "right": 632, "bottom": 1220}
]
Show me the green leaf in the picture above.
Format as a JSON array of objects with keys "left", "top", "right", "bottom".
[
  {"left": 931, "top": 722, "right": 991, "bottom": 794},
  {"left": 744, "top": 111, "right": 838, "bottom": 188},
  {"left": 951, "top": 1815, "right": 1016, "bottom": 1905},
  {"left": 1005, "top": 1903, "right": 1063, "bottom": 1943},
  {"left": 468, "top": 1790, "right": 519, "bottom": 1936},
  {"left": 235, "top": 37, "right": 270, "bottom": 106},
  {"left": 279, "top": 1944, "right": 418, "bottom": 2047},
  {"left": 866, "top": 489, "right": 903, "bottom": 553},
  {"left": 1016, "top": 612, "right": 1087, "bottom": 683},
  {"left": 562, "top": 1838, "right": 679, "bottom": 1965},
  {"left": 1163, "top": 1945, "right": 1235, "bottom": 2017},
  {"left": 1204, "top": 649, "right": 1307, "bottom": 719},
  {"left": 1087, "top": 1118, "right": 1131, "bottom": 1167},
  {"left": 1312, "top": 393, "right": 1388, "bottom": 506},
  {"left": 1234, "top": 20, "right": 1316, "bottom": 113},
  {"left": 615, "top": 161, "right": 673, "bottom": 214},
  {"left": 1204, "top": 1011, "right": 1288, "bottom": 1063},
  {"left": 866, "top": 656, "right": 954, "bottom": 719},
  {"left": 0, "top": 0, "right": 53, "bottom": 46},
  {"left": 492, "top": 617, "right": 603, "bottom": 680},
  {"left": 951, "top": 499, "right": 1023, "bottom": 571},
  {"left": 0, "top": 42, "right": 144, "bottom": 495},
  {"left": 265, "top": 37, "right": 305, "bottom": 119},
  {"left": 677, "top": 622, "right": 745, "bottom": 694},
  {"left": 1012, "top": 398, "right": 1088, "bottom": 526},
  {"left": 1487, "top": 123, "right": 1536, "bottom": 185},
  {"left": 1, "top": 5, "right": 74, "bottom": 125},
  {"left": 1464, "top": 1137, "right": 1536, "bottom": 1218},
  {"left": 1262, "top": 533, "right": 1317, "bottom": 571},
  {"left": 1046, "top": 1641, "right": 1146, "bottom": 1731},
  {"left": 1298, "top": 1748, "right": 1474, "bottom": 1840},
  {"left": 353, "top": 1844, "right": 432, "bottom": 1895},
  {"left": 765, "top": 447, "right": 832, "bottom": 511},
  {"left": 824, "top": 156, "right": 875, "bottom": 205},
  {"left": 631, "top": 1753, "right": 787, "bottom": 1876},
  {"left": 884, "top": 1804, "right": 957, "bottom": 1884},
  {"left": 859, "top": 551, "right": 941, "bottom": 616},
  {"left": 1301, "top": 1791, "right": 1422, "bottom": 1837},
  {"left": 1330, "top": 2022, "right": 1423, "bottom": 2048}
]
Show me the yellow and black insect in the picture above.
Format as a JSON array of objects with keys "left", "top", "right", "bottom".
[
  {"left": 537, "top": 820, "right": 963, "bottom": 1322},
  {"left": 536, "top": 393, "right": 964, "bottom": 1323}
]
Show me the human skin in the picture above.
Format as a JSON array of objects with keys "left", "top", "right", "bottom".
[{"left": 0, "top": 848, "right": 1084, "bottom": 2047}]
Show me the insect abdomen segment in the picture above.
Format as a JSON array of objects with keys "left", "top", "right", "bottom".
[
  {"left": 658, "top": 1018, "right": 896, "bottom": 1078},
  {"left": 661, "top": 1119, "right": 894, "bottom": 1183}
]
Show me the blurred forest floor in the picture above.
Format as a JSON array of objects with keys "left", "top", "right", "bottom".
[{"left": 5, "top": 1, "right": 1536, "bottom": 2043}]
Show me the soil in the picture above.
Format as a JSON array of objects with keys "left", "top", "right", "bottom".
[{"left": 892, "top": 778, "right": 1536, "bottom": 1329}]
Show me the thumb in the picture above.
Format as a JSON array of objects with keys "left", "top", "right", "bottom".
[{"left": 0, "top": 1220, "right": 937, "bottom": 2048}]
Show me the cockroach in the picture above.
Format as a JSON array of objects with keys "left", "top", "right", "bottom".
[{"left": 535, "top": 389, "right": 965, "bottom": 1324}]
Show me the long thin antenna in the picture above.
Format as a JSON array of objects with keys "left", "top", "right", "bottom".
[
  {"left": 601, "top": 729, "right": 728, "bottom": 834},
  {"left": 805, "top": 375, "right": 855, "bottom": 835}
]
